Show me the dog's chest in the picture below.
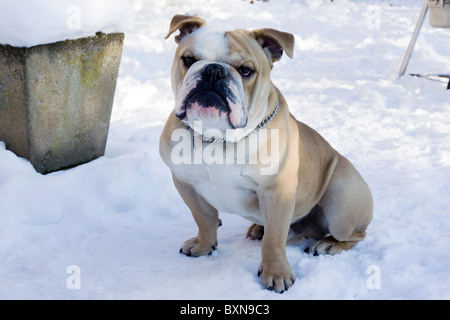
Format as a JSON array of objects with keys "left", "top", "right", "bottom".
[{"left": 174, "top": 162, "right": 263, "bottom": 224}]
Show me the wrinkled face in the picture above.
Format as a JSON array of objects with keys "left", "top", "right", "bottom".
[{"left": 171, "top": 26, "right": 273, "bottom": 136}]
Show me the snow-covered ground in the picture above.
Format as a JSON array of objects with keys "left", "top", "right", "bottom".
[{"left": 1, "top": 0, "right": 449, "bottom": 299}]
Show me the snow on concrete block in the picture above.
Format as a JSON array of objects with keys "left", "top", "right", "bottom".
[{"left": 0, "top": 32, "right": 124, "bottom": 174}]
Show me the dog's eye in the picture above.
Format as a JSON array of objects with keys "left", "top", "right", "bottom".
[
  {"left": 182, "top": 56, "right": 197, "bottom": 68},
  {"left": 238, "top": 66, "right": 254, "bottom": 78}
]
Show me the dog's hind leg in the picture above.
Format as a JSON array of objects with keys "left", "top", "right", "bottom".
[
  {"left": 304, "top": 157, "right": 373, "bottom": 256},
  {"left": 246, "top": 224, "right": 264, "bottom": 240}
]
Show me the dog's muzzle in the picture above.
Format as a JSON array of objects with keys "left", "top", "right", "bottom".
[
  {"left": 185, "top": 64, "right": 232, "bottom": 113},
  {"left": 174, "top": 62, "right": 246, "bottom": 130}
]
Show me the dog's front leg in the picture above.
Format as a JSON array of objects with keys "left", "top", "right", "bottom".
[
  {"left": 172, "top": 174, "right": 219, "bottom": 257},
  {"left": 257, "top": 188, "right": 297, "bottom": 293}
]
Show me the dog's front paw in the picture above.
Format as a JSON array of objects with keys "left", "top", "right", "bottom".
[
  {"left": 180, "top": 237, "right": 218, "bottom": 257},
  {"left": 258, "top": 259, "right": 296, "bottom": 293}
]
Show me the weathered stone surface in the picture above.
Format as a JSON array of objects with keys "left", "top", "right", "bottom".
[
  {"left": 429, "top": 5, "right": 450, "bottom": 28},
  {"left": 0, "top": 32, "right": 124, "bottom": 173}
]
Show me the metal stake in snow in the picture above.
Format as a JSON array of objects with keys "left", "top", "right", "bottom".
[
  {"left": 399, "top": 0, "right": 450, "bottom": 78},
  {"left": 398, "top": 1, "right": 429, "bottom": 77}
]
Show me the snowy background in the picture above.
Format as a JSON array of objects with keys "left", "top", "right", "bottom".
[{"left": 1, "top": 0, "right": 449, "bottom": 299}]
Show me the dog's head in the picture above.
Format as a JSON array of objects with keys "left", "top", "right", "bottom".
[{"left": 165, "top": 14, "right": 294, "bottom": 139}]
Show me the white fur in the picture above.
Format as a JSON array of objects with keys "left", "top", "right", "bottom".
[
  {"left": 191, "top": 25, "right": 229, "bottom": 61},
  {"left": 170, "top": 152, "right": 265, "bottom": 225}
]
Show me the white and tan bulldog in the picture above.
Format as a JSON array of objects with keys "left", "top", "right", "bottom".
[{"left": 160, "top": 14, "right": 373, "bottom": 293}]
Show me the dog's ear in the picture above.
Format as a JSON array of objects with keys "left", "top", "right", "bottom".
[
  {"left": 165, "top": 14, "right": 206, "bottom": 43},
  {"left": 252, "top": 28, "right": 294, "bottom": 63}
]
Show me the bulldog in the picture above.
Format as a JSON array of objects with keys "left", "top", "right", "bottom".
[{"left": 160, "top": 14, "right": 373, "bottom": 293}]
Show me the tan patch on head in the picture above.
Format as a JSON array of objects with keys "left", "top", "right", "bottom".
[{"left": 225, "top": 29, "right": 273, "bottom": 114}]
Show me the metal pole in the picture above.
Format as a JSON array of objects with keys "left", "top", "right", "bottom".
[{"left": 398, "top": 0, "right": 429, "bottom": 77}]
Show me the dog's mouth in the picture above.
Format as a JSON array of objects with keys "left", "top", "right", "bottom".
[
  {"left": 187, "top": 90, "right": 230, "bottom": 113},
  {"left": 176, "top": 89, "right": 236, "bottom": 127},
  {"left": 174, "top": 64, "right": 247, "bottom": 129}
]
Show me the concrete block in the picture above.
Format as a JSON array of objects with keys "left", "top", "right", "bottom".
[
  {"left": 0, "top": 32, "right": 124, "bottom": 174},
  {"left": 428, "top": 0, "right": 450, "bottom": 28}
]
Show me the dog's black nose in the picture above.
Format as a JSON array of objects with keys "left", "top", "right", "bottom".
[{"left": 202, "top": 64, "right": 226, "bottom": 81}]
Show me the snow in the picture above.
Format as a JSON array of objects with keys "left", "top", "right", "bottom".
[
  {"left": 0, "top": 0, "right": 135, "bottom": 47},
  {"left": 1, "top": 0, "right": 450, "bottom": 300}
]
